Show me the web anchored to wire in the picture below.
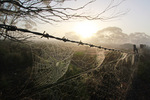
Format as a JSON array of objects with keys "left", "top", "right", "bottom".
[{"left": 0, "top": 24, "right": 124, "bottom": 52}]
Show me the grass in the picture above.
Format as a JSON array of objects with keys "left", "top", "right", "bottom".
[{"left": 0, "top": 41, "right": 33, "bottom": 100}]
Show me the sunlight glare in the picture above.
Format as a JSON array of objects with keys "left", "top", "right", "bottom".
[{"left": 74, "top": 21, "right": 99, "bottom": 38}]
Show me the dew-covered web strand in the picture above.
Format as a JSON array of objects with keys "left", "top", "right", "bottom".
[
  {"left": 4, "top": 41, "right": 136, "bottom": 100},
  {"left": 30, "top": 41, "right": 72, "bottom": 85},
  {"left": 18, "top": 43, "right": 106, "bottom": 97},
  {"left": 20, "top": 44, "right": 137, "bottom": 99}
]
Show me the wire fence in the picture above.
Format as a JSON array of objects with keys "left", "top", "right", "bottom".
[
  {"left": 0, "top": 24, "right": 125, "bottom": 53},
  {"left": 0, "top": 24, "right": 140, "bottom": 100}
]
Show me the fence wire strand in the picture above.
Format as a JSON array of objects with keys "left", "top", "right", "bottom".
[{"left": 0, "top": 24, "right": 125, "bottom": 53}]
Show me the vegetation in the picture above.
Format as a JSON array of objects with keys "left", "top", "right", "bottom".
[
  {"left": 0, "top": 41, "right": 32, "bottom": 99},
  {"left": 1, "top": 41, "right": 150, "bottom": 100},
  {"left": 126, "top": 47, "right": 150, "bottom": 100}
]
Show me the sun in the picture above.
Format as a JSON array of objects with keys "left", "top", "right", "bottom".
[{"left": 74, "top": 21, "right": 99, "bottom": 38}]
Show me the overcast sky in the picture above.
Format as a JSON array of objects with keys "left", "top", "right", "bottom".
[{"left": 37, "top": 0, "right": 150, "bottom": 36}]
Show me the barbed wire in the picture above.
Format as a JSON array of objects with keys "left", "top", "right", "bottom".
[
  {"left": 0, "top": 24, "right": 124, "bottom": 52},
  {"left": 0, "top": 24, "right": 137, "bottom": 99}
]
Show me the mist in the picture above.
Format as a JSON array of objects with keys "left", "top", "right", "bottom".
[{"left": 65, "top": 27, "right": 150, "bottom": 46}]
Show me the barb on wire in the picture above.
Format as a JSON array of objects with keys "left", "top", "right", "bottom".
[
  {"left": 62, "top": 36, "right": 68, "bottom": 42},
  {"left": 0, "top": 24, "right": 124, "bottom": 52}
]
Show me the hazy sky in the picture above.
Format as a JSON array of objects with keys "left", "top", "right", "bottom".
[{"left": 37, "top": 0, "right": 150, "bottom": 36}]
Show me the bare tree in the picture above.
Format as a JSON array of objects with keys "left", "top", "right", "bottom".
[{"left": 0, "top": 0, "right": 127, "bottom": 41}]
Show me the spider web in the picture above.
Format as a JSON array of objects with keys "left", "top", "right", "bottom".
[
  {"left": 0, "top": 41, "right": 138, "bottom": 100},
  {"left": 30, "top": 42, "right": 74, "bottom": 86},
  {"left": 28, "top": 41, "right": 105, "bottom": 87},
  {"left": 17, "top": 41, "right": 106, "bottom": 98},
  {"left": 24, "top": 46, "right": 137, "bottom": 100}
]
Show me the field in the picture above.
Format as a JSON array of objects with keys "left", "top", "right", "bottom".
[{"left": 0, "top": 40, "right": 150, "bottom": 100}]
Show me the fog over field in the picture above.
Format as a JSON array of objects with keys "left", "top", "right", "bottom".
[{"left": 65, "top": 27, "right": 150, "bottom": 46}]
